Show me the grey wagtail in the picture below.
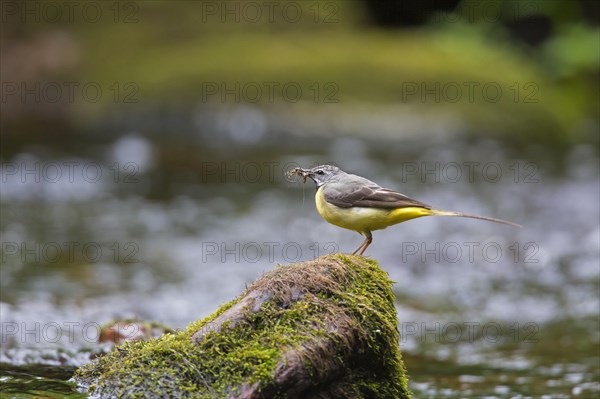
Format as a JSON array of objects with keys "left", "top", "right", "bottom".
[{"left": 289, "top": 165, "right": 521, "bottom": 255}]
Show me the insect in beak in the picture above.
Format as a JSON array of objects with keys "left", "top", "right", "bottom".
[{"left": 288, "top": 167, "right": 310, "bottom": 183}]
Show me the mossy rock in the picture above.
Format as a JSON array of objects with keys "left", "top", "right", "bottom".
[{"left": 74, "top": 254, "right": 411, "bottom": 398}]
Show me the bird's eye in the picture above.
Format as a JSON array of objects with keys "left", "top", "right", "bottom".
[{"left": 317, "top": 170, "right": 325, "bottom": 175}]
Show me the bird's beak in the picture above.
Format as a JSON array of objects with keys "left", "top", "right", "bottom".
[{"left": 288, "top": 167, "right": 313, "bottom": 183}]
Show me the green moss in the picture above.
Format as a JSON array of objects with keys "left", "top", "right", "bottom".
[{"left": 74, "top": 254, "right": 411, "bottom": 398}]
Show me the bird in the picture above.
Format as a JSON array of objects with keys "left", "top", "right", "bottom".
[{"left": 289, "top": 165, "right": 521, "bottom": 255}]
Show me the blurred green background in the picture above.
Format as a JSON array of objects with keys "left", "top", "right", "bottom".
[
  {"left": 2, "top": 0, "right": 599, "bottom": 152},
  {"left": 1, "top": 0, "right": 599, "bottom": 398}
]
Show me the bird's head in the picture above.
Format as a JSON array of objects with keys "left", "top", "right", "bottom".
[{"left": 289, "top": 165, "right": 343, "bottom": 187}]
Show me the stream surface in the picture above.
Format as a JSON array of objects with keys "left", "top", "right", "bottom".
[{"left": 1, "top": 132, "right": 598, "bottom": 398}]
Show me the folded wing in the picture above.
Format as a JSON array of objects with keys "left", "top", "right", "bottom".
[{"left": 324, "top": 182, "right": 431, "bottom": 210}]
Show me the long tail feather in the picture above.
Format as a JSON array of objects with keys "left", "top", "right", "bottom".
[{"left": 430, "top": 210, "right": 522, "bottom": 228}]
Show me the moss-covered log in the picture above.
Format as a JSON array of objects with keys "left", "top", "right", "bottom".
[{"left": 74, "top": 254, "right": 411, "bottom": 398}]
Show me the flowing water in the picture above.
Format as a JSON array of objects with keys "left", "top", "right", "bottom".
[{"left": 1, "top": 129, "right": 598, "bottom": 398}]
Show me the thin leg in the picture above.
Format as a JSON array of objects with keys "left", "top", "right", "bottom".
[
  {"left": 352, "top": 237, "right": 368, "bottom": 255},
  {"left": 358, "top": 231, "right": 373, "bottom": 255},
  {"left": 352, "top": 231, "right": 373, "bottom": 256}
]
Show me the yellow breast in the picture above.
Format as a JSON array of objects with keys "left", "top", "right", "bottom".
[{"left": 315, "top": 186, "right": 431, "bottom": 233}]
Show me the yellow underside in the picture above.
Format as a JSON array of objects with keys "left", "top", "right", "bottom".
[{"left": 315, "top": 188, "right": 435, "bottom": 234}]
